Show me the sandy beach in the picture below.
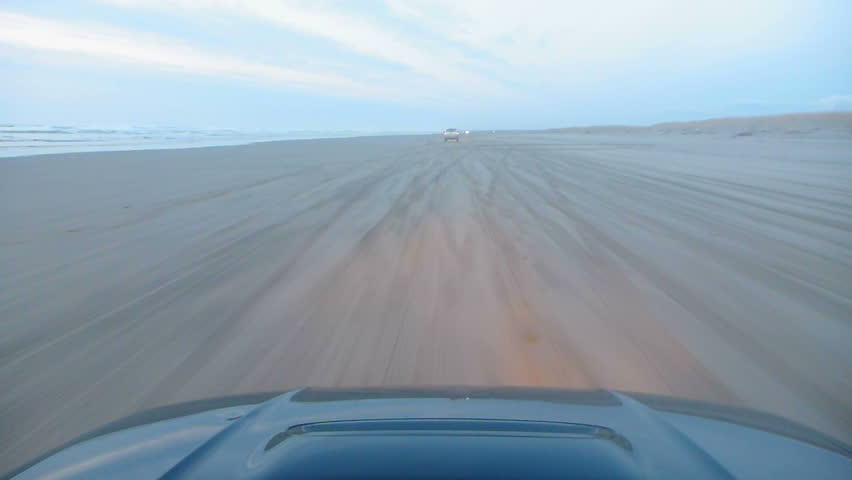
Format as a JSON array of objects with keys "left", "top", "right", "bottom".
[{"left": 1, "top": 126, "right": 851, "bottom": 472}]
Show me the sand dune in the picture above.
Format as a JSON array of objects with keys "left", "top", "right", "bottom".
[{"left": 546, "top": 111, "right": 852, "bottom": 137}]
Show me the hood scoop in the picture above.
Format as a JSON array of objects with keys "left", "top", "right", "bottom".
[{"left": 250, "top": 419, "right": 640, "bottom": 479}]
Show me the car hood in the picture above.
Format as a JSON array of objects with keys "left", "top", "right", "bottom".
[{"left": 7, "top": 387, "right": 851, "bottom": 479}]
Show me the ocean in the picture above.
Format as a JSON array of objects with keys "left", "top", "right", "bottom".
[{"left": 0, "top": 124, "right": 401, "bottom": 157}]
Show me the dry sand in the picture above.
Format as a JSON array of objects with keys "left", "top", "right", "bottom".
[{"left": 1, "top": 127, "right": 851, "bottom": 472}]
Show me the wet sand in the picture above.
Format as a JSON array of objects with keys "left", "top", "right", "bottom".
[{"left": 1, "top": 131, "right": 851, "bottom": 471}]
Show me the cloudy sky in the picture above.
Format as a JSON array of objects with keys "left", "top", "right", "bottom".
[{"left": 2, "top": 0, "right": 850, "bottom": 130}]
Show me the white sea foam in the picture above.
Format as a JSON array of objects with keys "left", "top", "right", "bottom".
[{"left": 0, "top": 124, "right": 406, "bottom": 157}]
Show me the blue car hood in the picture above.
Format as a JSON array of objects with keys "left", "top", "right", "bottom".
[{"left": 7, "top": 387, "right": 851, "bottom": 479}]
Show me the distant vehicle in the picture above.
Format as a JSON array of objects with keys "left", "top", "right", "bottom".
[
  {"left": 443, "top": 128, "right": 460, "bottom": 142},
  {"left": 7, "top": 387, "right": 851, "bottom": 479},
  {"left": 465, "top": 130, "right": 471, "bottom": 135}
]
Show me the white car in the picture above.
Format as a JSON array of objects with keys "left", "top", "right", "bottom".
[{"left": 443, "top": 128, "right": 460, "bottom": 142}]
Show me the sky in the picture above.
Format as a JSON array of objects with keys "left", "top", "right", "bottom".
[{"left": 1, "top": 0, "right": 851, "bottom": 130}]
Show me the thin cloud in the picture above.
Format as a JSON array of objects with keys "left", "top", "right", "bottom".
[
  {"left": 386, "top": 0, "right": 801, "bottom": 67},
  {"left": 816, "top": 95, "right": 852, "bottom": 111},
  {"left": 0, "top": 10, "right": 383, "bottom": 98},
  {"left": 96, "top": 0, "right": 513, "bottom": 98},
  {"left": 93, "top": 0, "right": 804, "bottom": 102},
  {"left": 3, "top": 1, "right": 835, "bottom": 120}
]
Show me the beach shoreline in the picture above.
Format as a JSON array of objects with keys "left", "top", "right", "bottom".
[{"left": 2, "top": 128, "right": 851, "bottom": 472}]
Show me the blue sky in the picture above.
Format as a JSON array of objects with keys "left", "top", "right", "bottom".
[{"left": 1, "top": 0, "right": 851, "bottom": 130}]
